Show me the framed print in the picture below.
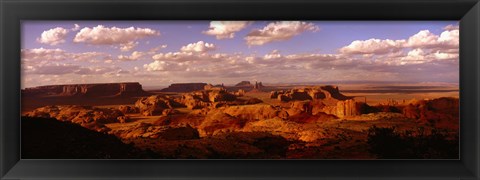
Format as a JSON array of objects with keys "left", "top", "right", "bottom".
[{"left": 1, "top": 0, "right": 479, "bottom": 179}]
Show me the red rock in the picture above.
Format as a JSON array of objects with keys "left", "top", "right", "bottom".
[
  {"left": 402, "top": 97, "right": 459, "bottom": 129},
  {"left": 23, "top": 105, "right": 124, "bottom": 132},
  {"left": 118, "top": 105, "right": 138, "bottom": 114},
  {"left": 134, "top": 95, "right": 180, "bottom": 116}
]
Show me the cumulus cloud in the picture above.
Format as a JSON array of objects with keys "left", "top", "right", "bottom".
[
  {"left": 73, "top": 25, "right": 159, "bottom": 51},
  {"left": 22, "top": 48, "right": 68, "bottom": 61},
  {"left": 144, "top": 61, "right": 188, "bottom": 71},
  {"left": 405, "top": 30, "right": 440, "bottom": 48},
  {"left": 339, "top": 39, "right": 405, "bottom": 55},
  {"left": 117, "top": 51, "right": 146, "bottom": 61},
  {"left": 339, "top": 24, "right": 459, "bottom": 60},
  {"left": 443, "top": 24, "right": 459, "bottom": 31},
  {"left": 23, "top": 23, "right": 459, "bottom": 87},
  {"left": 203, "top": 21, "right": 251, "bottom": 39},
  {"left": 119, "top": 41, "right": 139, "bottom": 52},
  {"left": 263, "top": 50, "right": 282, "bottom": 59},
  {"left": 245, "top": 21, "right": 319, "bottom": 46},
  {"left": 148, "top": 44, "right": 168, "bottom": 53},
  {"left": 37, "top": 27, "right": 69, "bottom": 45},
  {"left": 180, "top": 41, "right": 216, "bottom": 53},
  {"left": 21, "top": 48, "right": 112, "bottom": 63}
]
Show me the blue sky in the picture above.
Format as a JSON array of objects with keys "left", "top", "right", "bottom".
[{"left": 21, "top": 21, "right": 459, "bottom": 88}]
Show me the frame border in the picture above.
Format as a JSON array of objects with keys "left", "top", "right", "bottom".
[{"left": 1, "top": 0, "right": 479, "bottom": 179}]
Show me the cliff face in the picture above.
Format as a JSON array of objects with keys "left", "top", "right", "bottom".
[
  {"left": 160, "top": 83, "right": 207, "bottom": 93},
  {"left": 272, "top": 86, "right": 369, "bottom": 118},
  {"left": 271, "top": 85, "right": 350, "bottom": 102},
  {"left": 23, "top": 82, "right": 147, "bottom": 98}
]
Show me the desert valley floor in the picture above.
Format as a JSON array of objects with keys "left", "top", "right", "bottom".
[{"left": 21, "top": 81, "right": 459, "bottom": 159}]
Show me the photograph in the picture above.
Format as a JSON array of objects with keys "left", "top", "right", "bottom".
[{"left": 20, "top": 21, "right": 459, "bottom": 159}]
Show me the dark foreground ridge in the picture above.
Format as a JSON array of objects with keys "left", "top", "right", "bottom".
[{"left": 21, "top": 117, "right": 155, "bottom": 159}]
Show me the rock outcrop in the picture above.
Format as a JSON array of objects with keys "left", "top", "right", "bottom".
[
  {"left": 23, "top": 105, "right": 126, "bottom": 132},
  {"left": 134, "top": 95, "right": 181, "bottom": 116},
  {"left": 111, "top": 122, "right": 200, "bottom": 140},
  {"left": 272, "top": 86, "right": 369, "bottom": 118},
  {"left": 203, "top": 84, "right": 225, "bottom": 91},
  {"left": 403, "top": 97, "right": 459, "bottom": 129},
  {"left": 178, "top": 89, "right": 237, "bottom": 110},
  {"left": 271, "top": 85, "right": 350, "bottom": 102},
  {"left": 222, "top": 104, "right": 289, "bottom": 121},
  {"left": 22, "top": 82, "right": 148, "bottom": 98},
  {"left": 118, "top": 105, "right": 138, "bottom": 114},
  {"left": 160, "top": 83, "right": 207, "bottom": 92}
]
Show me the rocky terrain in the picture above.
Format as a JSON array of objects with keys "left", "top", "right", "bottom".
[{"left": 22, "top": 83, "right": 459, "bottom": 159}]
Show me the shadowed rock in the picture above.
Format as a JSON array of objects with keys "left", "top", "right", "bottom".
[
  {"left": 160, "top": 83, "right": 207, "bottom": 92},
  {"left": 22, "top": 82, "right": 148, "bottom": 98},
  {"left": 134, "top": 95, "right": 181, "bottom": 116},
  {"left": 23, "top": 105, "right": 126, "bottom": 132}
]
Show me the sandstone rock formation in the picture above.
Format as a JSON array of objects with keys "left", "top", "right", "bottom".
[
  {"left": 160, "top": 83, "right": 207, "bottom": 92},
  {"left": 110, "top": 122, "right": 199, "bottom": 140},
  {"left": 271, "top": 85, "right": 349, "bottom": 102},
  {"left": 403, "top": 97, "right": 459, "bottom": 129},
  {"left": 22, "top": 82, "right": 148, "bottom": 98},
  {"left": 178, "top": 89, "right": 237, "bottom": 110},
  {"left": 222, "top": 104, "right": 289, "bottom": 121},
  {"left": 134, "top": 95, "right": 181, "bottom": 116},
  {"left": 118, "top": 105, "right": 138, "bottom": 114},
  {"left": 203, "top": 84, "right": 225, "bottom": 91},
  {"left": 242, "top": 117, "right": 329, "bottom": 142},
  {"left": 23, "top": 105, "right": 126, "bottom": 132},
  {"left": 198, "top": 110, "right": 243, "bottom": 136},
  {"left": 271, "top": 86, "right": 370, "bottom": 118},
  {"left": 233, "top": 89, "right": 246, "bottom": 97}
]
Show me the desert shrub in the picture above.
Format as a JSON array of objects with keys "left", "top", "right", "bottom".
[{"left": 367, "top": 126, "right": 458, "bottom": 159}]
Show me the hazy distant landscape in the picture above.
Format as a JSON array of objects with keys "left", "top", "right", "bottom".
[{"left": 21, "top": 21, "right": 459, "bottom": 159}]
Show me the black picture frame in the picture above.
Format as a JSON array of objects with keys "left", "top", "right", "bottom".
[{"left": 1, "top": 0, "right": 479, "bottom": 179}]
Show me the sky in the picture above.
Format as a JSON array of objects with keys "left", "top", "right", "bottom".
[{"left": 21, "top": 21, "right": 459, "bottom": 88}]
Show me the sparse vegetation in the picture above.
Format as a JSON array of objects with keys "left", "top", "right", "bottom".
[{"left": 367, "top": 126, "right": 458, "bottom": 159}]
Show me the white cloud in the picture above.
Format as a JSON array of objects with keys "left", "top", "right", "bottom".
[
  {"left": 339, "top": 39, "right": 405, "bottom": 55},
  {"left": 117, "top": 51, "right": 146, "bottom": 61},
  {"left": 180, "top": 41, "right": 216, "bottom": 53},
  {"left": 144, "top": 61, "right": 187, "bottom": 71},
  {"left": 203, "top": 21, "right": 251, "bottom": 39},
  {"left": 148, "top": 44, "right": 168, "bottom": 53},
  {"left": 339, "top": 24, "right": 459, "bottom": 59},
  {"left": 22, "top": 48, "right": 68, "bottom": 61},
  {"left": 119, "top": 41, "right": 139, "bottom": 52},
  {"left": 71, "top": 24, "right": 81, "bottom": 31},
  {"left": 263, "top": 50, "right": 282, "bottom": 59},
  {"left": 73, "top": 25, "right": 160, "bottom": 49},
  {"left": 443, "top": 24, "right": 459, "bottom": 31},
  {"left": 405, "top": 30, "right": 439, "bottom": 48},
  {"left": 245, "top": 21, "right": 319, "bottom": 46},
  {"left": 21, "top": 48, "right": 112, "bottom": 63},
  {"left": 37, "top": 27, "right": 69, "bottom": 45}
]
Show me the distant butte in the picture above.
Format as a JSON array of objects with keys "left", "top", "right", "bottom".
[
  {"left": 22, "top": 82, "right": 149, "bottom": 98},
  {"left": 160, "top": 83, "right": 207, "bottom": 93}
]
